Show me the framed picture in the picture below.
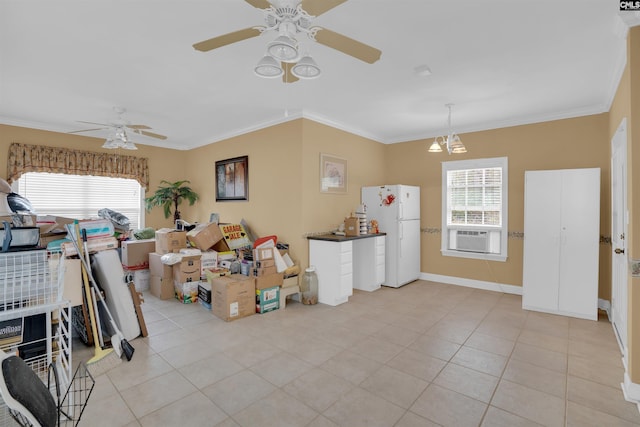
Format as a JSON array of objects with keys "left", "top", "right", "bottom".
[
  {"left": 215, "top": 156, "right": 248, "bottom": 201},
  {"left": 320, "top": 153, "right": 347, "bottom": 193}
]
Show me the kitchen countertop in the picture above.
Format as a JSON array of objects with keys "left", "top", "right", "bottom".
[{"left": 307, "top": 233, "right": 386, "bottom": 242}]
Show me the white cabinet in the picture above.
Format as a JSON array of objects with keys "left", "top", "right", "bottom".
[
  {"left": 522, "top": 168, "right": 600, "bottom": 320},
  {"left": 308, "top": 234, "right": 386, "bottom": 305},
  {"left": 309, "top": 239, "right": 353, "bottom": 306},
  {"left": 353, "top": 235, "right": 386, "bottom": 292}
]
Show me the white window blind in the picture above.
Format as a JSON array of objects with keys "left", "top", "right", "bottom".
[
  {"left": 14, "top": 172, "right": 143, "bottom": 229},
  {"left": 447, "top": 167, "right": 502, "bottom": 226}
]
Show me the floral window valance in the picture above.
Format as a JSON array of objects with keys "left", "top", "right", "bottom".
[{"left": 6, "top": 143, "right": 149, "bottom": 190}]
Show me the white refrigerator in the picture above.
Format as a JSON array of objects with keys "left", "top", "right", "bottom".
[{"left": 362, "top": 185, "right": 421, "bottom": 288}]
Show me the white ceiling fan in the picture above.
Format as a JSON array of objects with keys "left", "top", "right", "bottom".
[
  {"left": 192, "top": 0, "right": 382, "bottom": 83},
  {"left": 69, "top": 107, "right": 167, "bottom": 149}
]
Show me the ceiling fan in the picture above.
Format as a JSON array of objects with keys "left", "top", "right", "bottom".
[
  {"left": 69, "top": 107, "right": 167, "bottom": 149},
  {"left": 192, "top": 0, "right": 382, "bottom": 83}
]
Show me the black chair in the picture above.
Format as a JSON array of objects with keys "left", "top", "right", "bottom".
[{"left": 0, "top": 350, "right": 94, "bottom": 427}]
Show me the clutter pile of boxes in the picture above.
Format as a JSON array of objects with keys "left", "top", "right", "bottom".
[
  {"left": 141, "top": 221, "right": 301, "bottom": 321},
  {"left": 10, "top": 212, "right": 302, "bottom": 323}
]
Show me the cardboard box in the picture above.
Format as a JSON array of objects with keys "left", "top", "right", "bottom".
[
  {"left": 344, "top": 217, "right": 360, "bottom": 236},
  {"left": 175, "top": 281, "right": 199, "bottom": 304},
  {"left": 198, "top": 282, "right": 212, "bottom": 309},
  {"left": 173, "top": 255, "right": 201, "bottom": 284},
  {"left": 204, "top": 267, "right": 230, "bottom": 282},
  {"left": 253, "top": 247, "right": 276, "bottom": 262},
  {"left": 121, "top": 239, "right": 156, "bottom": 268},
  {"left": 255, "top": 272, "right": 284, "bottom": 289},
  {"left": 200, "top": 250, "right": 218, "bottom": 277},
  {"left": 186, "top": 222, "right": 224, "bottom": 251},
  {"left": 0, "top": 214, "right": 37, "bottom": 228},
  {"left": 40, "top": 231, "right": 67, "bottom": 248},
  {"left": 155, "top": 228, "right": 187, "bottom": 254},
  {"left": 150, "top": 275, "right": 173, "bottom": 300},
  {"left": 254, "top": 265, "right": 277, "bottom": 276},
  {"left": 210, "top": 274, "right": 255, "bottom": 321},
  {"left": 124, "top": 267, "right": 150, "bottom": 292},
  {"left": 149, "top": 252, "right": 173, "bottom": 278},
  {"left": 254, "top": 259, "right": 275, "bottom": 269},
  {"left": 256, "top": 286, "right": 280, "bottom": 314}
]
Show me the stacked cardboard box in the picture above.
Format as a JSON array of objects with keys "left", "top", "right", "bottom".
[
  {"left": 208, "top": 274, "right": 255, "bottom": 321},
  {"left": 155, "top": 229, "right": 187, "bottom": 254},
  {"left": 173, "top": 254, "right": 201, "bottom": 303},
  {"left": 149, "top": 252, "right": 173, "bottom": 300}
]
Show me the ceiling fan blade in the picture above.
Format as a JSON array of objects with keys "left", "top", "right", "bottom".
[
  {"left": 282, "top": 62, "right": 299, "bottom": 84},
  {"left": 68, "top": 128, "right": 106, "bottom": 134},
  {"left": 138, "top": 130, "right": 168, "bottom": 140},
  {"left": 78, "top": 120, "right": 110, "bottom": 127},
  {"left": 127, "top": 124, "right": 152, "bottom": 130},
  {"left": 314, "top": 28, "right": 382, "bottom": 64},
  {"left": 303, "top": 0, "right": 348, "bottom": 16},
  {"left": 193, "top": 27, "right": 262, "bottom": 52},
  {"left": 244, "top": 0, "right": 271, "bottom": 9}
]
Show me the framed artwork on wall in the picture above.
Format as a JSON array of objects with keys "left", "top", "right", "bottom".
[
  {"left": 215, "top": 156, "right": 248, "bottom": 201},
  {"left": 320, "top": 153, "right": 347, "bottom": 193}
]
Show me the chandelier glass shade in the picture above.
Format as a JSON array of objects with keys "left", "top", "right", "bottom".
[{"left": 428, "top": 104, "right": 466, "bottom": 154}]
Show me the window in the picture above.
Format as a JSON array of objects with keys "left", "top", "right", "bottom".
[
  {"left": 13, "top": 172, "right": 145, "bottom": 230},
  {"left": 441, "top": 157, "right": 508, "bottom": 261}
]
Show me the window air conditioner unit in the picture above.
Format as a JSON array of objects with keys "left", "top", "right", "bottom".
[{"left": 455, "top": 230, "right": 490, "bottom": 253}]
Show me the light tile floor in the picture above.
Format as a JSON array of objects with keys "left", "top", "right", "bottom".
[{"left": 74, "top": 280, "right": 640, "bottom": 427}]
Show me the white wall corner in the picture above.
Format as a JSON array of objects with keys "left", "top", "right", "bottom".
[
  {"left": 598, "top": 298, "right": 612, "bottom": 321},
  {"left": 420, "top": 273, "right": 522, "bottom": 295}
]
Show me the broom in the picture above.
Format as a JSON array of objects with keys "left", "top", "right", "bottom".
[{"left": 72, "top": 223, "right": 121, "bottom": 376}]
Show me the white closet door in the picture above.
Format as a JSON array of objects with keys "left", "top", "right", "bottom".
[
  {"left": 557, "top": 169, "right": 600, "bottom": 319},
  {"left": 522, "top": 170, "right": 562, "bottom": 312}
]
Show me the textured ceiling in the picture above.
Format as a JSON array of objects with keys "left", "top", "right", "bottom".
[{"left": 0, "top": 0, "right": 635, "bottom": 150}]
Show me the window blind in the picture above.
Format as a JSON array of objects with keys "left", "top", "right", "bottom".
[
  {"left": 447, "top": 167, "right": 502, "bottom": 227},
  {"left": 15, "top": 172, "right": 143, "bottom": 229}
]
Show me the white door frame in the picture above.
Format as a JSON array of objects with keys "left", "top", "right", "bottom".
[{"left": 611, "top": 117, "right": 628, "bottom": 363}]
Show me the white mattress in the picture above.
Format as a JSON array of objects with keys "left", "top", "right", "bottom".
[{"left": 90, "top": 250, "right": 140, "bottom": 341}]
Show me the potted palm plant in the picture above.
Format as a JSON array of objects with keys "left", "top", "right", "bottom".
[{"left": 145, "top": 180, "right": 199, "bottom": 223}]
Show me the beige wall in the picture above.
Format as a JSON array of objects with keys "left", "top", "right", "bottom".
[
  {"left": 385, "top": 115, "right": 611, "bottom": 297},
  {"left": 184, "top": 118, "right": 386, "bottom": 269},
  {"left": 0, "top": 124, "right": 188, "bottom": 229}
]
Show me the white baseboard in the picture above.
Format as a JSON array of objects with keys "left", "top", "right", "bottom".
[
  {"left": 598, "top": 298, "right": 612, "bottom": 321},
  {"left": 420, "top": 273, "right": 522, "bottom": 295},
  {"left": 622, "top": 373, "right": 640, "bottom": 412}
]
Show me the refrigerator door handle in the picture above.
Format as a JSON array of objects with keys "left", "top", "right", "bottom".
[{"left": 399, "top": 203, "right": 403, "bottom": 220}]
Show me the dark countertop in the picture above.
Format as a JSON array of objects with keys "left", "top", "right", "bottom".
[{"left": 307, "top": 233, "right": 386, "bottom": 242}]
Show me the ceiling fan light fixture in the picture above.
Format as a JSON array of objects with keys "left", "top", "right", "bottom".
[
  {"left": 291, "top": 55, "right": 321, "bottom": 79},
  {"left": 102, "top": 138, "right": 120, "bottom": 149},
  {"left": 122, "top": 141, "right": 138, "bottom": 150},
  {"left": 255, "top": 54, "right": 284, "bottom": 78},
  {"left": 267, "top": 34, "right": 298, "bottom": 62}
]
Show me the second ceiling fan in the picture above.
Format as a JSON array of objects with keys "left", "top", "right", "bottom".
[{"left": 192, "top": 0, "right": 382, "bottom": 83}]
